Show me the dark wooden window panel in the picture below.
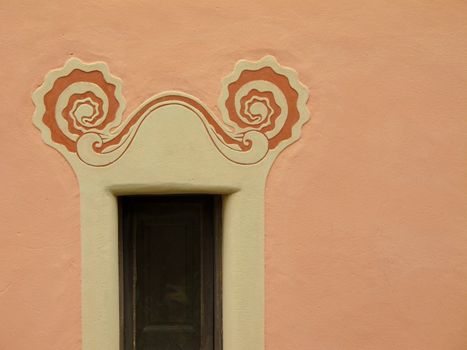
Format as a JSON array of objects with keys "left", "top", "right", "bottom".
[{"left": 119, "top": 195, "right": 222, "bottom": 350}]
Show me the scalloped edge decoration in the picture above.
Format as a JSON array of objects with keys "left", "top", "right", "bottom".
[{"left": 33, "top": 56, "right": 309, "bottom": 167}]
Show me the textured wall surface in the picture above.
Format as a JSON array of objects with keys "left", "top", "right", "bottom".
[{"left": 1, "top": 1, "right": 467, "bottom": 349}]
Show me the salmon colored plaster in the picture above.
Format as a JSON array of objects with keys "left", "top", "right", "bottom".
[{"left": 1, "top": 1, "right": 467, "bottom": 350}]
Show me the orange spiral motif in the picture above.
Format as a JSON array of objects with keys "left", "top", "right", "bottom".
[{"left": 220, "top": 62, "right": 304, "bottom": 151}]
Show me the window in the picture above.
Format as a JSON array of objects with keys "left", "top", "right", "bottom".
[{"left": 119, "top": 195, "right": 222, "bottom": 350}]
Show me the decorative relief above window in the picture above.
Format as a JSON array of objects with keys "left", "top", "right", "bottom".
[
  {"left": 33, "top": 56, "right": 309, "bottom": 167},
  {"left": 31, "top": 56, "right": 310, "bottom": 350}
]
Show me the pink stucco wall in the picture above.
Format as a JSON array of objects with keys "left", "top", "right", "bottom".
[{"left": 1, "top": 1, "right": 467, "bottom": 349}]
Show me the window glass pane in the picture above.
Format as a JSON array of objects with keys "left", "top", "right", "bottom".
[{"left": 136, "top": 217, "right": 200, "bottom": 349}]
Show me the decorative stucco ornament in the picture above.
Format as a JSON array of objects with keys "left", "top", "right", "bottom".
[
  {"left": 31, "top": 56, "right": 311, "bottom": 350},
  {"left": 33, "top": 56, "right": 309, "bottom": 167}
]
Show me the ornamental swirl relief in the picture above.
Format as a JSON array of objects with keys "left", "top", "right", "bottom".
[{"left": 33, "top": 56, "right": 309, "bottom": 167}]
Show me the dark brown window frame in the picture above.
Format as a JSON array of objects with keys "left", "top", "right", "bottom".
[{"left": 118, "top": 195, "right": 223, "bottom": 350}]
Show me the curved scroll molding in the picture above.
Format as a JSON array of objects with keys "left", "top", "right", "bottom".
[{"left": 33, "top": 56, "right": 309, "bottom": 167}]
